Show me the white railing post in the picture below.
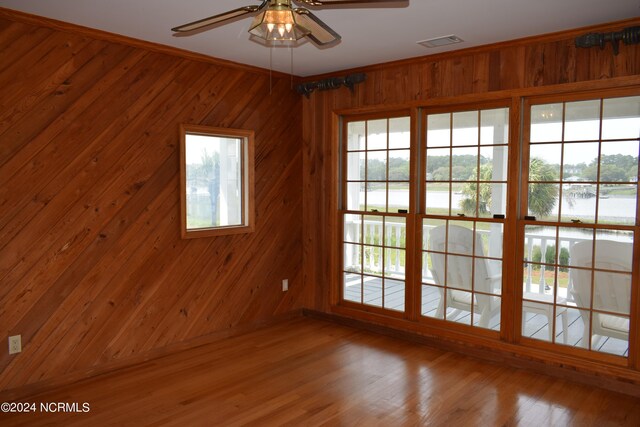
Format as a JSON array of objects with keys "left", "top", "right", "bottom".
[
  {"left": 526, "top": 237, "right": 533, "bottom": 293},
  {"left": 351, "top": 220, "right": 598, "bottom": 302},
  {"left": 539, "top": 237, "right": 548, "bottom": 293},
  {"left": 384, "top": 222, "right": 389, "bottom": 273}
]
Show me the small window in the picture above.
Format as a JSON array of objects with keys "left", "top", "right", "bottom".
[{"left": 180, "top": 124, "right": 254, "bottom": 238}]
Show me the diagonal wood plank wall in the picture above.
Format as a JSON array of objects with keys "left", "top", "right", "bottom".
[{"left": 0, "top": 12, "right": 307, "bottom": 391}]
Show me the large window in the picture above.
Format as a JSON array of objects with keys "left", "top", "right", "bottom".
[
  {"left": 338, "top": 90, "right": 638, "bottom": 364},
  {"left": 421, "top": 106, "right": 509, "bottom": 331},
  {"left": 424, "top": 108, "right": 509, "bottom": 218},
  {"left": 180, "top": 125, "right": 254, "bottom": 238},
  {"left": 520, "top": 95, "right": 639, "bottom": 356},
  {"left": 342, "top": 115, "right": 411, "bottom": 313}
]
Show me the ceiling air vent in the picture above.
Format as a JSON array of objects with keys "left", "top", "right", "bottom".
[{"left": 418, "top": 35, "right": 463, "bottom": 48}]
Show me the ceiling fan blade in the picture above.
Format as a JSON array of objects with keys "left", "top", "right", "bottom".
[
  {"left": 172, "top": 5, "right": 262, "bottom": 32},
  {"left": 294, "top": 9, "right": 341, "bottom": 45},
  {"left": 294, "top": 0, "right": 406, "bottom": 6}
]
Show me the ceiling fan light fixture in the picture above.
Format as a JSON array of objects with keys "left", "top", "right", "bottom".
[
  {"left": 174, "top": 0, "right": 403, "bottom": 47},
  {"left": 249, "top": 1, "right": 309, "bottom": 42}
]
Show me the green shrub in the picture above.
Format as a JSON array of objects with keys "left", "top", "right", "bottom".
[{"left": 530, "top": 245, "right": 569, "bottom": 272}]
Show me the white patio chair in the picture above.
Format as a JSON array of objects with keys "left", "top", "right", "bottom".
[
  {"left": 569, "top": 240, "right": 632, "bottom": 348},
  {"left": 428, "top": 225, "right": 500, "bottom": 328},
  {"left": 428, "top": 225, "right": 567, "bottom": 341}
]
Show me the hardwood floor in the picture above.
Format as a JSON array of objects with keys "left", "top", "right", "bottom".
[{"left": 1, "top": 317, "right": 639, "bottom": 426}]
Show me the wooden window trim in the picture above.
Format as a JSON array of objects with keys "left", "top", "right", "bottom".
[
  {"left": 339, "top": 111, "right": 414, "bottom": 317},
  {"left": 332, "top": 84, "right": 640, "bottom": 376},
  {"left": 517, "top": 89, "right": 640, "bottom": 366},
  {"left": 419, "top": 101, "right": 512, "bottom": 336}
]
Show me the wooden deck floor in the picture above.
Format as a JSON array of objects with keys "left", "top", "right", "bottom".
[
  {"left": 1, "top": 317, "right": 638, "bottom": 426},
  {"left": 345, "top": 279, "right": 629, "bottom": 356}
]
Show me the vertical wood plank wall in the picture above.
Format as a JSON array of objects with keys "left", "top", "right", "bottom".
[
  {"left": 301, "top": 20, "right": 640, "bottom": 331},
  {"left": 0, "top": 14, "right": 307, "bottom": 391}
]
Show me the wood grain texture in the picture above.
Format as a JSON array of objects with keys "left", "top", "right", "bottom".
[
  {"left": 0, "top": 317, "right": 639, "bottom": 426},
  {"left": 301, "top": 18, "right": 640, "bottom": 380},
  {"left": 0, "top": 14, "right": 306, "bottom": 391},
  {"left": 0, "top": 7, "right": 292, "bottom": 79}
]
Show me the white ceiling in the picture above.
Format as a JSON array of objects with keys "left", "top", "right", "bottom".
[{"left": 1, "top": 0, "right": 638, "bottom": 76}]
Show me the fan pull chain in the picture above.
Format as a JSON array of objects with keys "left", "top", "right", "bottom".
[
  {"left": 290, "top": 46, "right": 294, "bottom": 89},
  {"left": 269, "top": 46, "right": 273, "bottom": 95}
]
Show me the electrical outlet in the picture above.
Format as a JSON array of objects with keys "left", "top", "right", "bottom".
[
  {"left": 282, "top": 279, "right": 289, "bottom": 292},
  {"left": 9, "top": 335, "right": 21, "bottom": 355}
]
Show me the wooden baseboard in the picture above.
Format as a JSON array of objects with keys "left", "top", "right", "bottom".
[
  {"left": 302, "top": 308, "right": 640, "bottom": 398},
  {"left": 0, "top": 310, "right": 303, "bottom": 400}
]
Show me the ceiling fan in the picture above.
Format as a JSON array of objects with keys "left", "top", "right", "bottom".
[{"left": 171, "top": 0, "right": 406, "bottom": 46}]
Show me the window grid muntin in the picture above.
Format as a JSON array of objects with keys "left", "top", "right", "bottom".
[
  {"left": 421, "top": 105, "right": 509, "bottom": 332},
  {"left": 527, "top": 96, "right": 640, "bottom": 225},
  {"left": 521, "top": 223, "right": 633, "bottom": 356},
  {"left": 523, "top": 94, "right": 638, "bottom": 357},
  {"left": 342, "top": 213, "right": 407, "bottom": 312},
  {"left": 342, "top": 114, "right": 410, "bottom": 313},
  {"left": 421, "top": 218, "right": 503, "bottom": 330},
  {"left": 345, "top": 117, "right": 411, "bottom": 214},
  {"left": 339, "top": 92, "right": 639, "bottom": 365},
  {"left": 425, "top": 107, "right": 510, "bottom": 219}
]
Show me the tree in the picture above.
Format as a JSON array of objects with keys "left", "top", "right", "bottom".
[
  {"left": 388, "top": 156, "right": 410, "bottom": 180},
  {"left": 432, "top": 166, "right": 450, "bottom": 181},
  {"left": 459, "top": 157, "right": 558, "bottom": 218},
  {"left": 581, "top": 163, "right": 598, "bottom": 181},
  {"left": 451, "top": 165, "right": 470, "bottom": 181},
  {"left": 426, "top": 155, "right": 449, "bottom": 175},
  {"left": 581, "top": 154, "right": 639, "bottom": 182},
  {"left": 631, "top": 164, "right": 638, "bottom": 182},
  {"left": 459, "top": 164, "right": 493, "bottom": 216},
  {"left": 366, "top": 159, "right": 386, "bottom": 181},
  {"left": 527, "top": 158, "right": 559, "bottom": 218},
  {"left": 599, "top": 164, "right": 628, "bottom": 182}
]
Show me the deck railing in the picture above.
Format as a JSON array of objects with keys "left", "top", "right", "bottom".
[{"left": 344, "top": 218, "right": 597, "bottom": 300}]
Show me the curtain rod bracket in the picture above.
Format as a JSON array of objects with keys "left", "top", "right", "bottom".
[
  {"left": 575, "top": 26, "right": 640, "bottom": 55},
  {"left": 295, "top": 73, "right": 366, "bottom": 98}
]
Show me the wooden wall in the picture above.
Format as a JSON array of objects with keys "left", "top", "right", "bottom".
[
  {"left": 302, "top": 19, "right": 640, "bottom": 310},
  {"left": 1, "top": 7, "right": 639, "bottom": 393},
  {"left": 0, "top": 11, "right": 307, "bottom": 391}
]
